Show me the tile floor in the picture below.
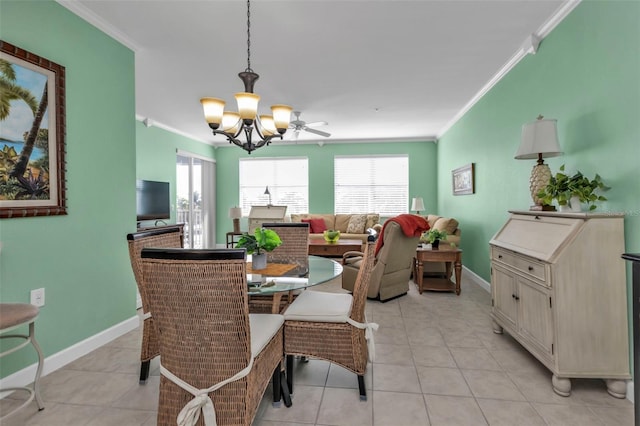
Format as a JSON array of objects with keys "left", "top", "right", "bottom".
[{"left": 1, "top": 276, "right": 634, "bottom": 425}]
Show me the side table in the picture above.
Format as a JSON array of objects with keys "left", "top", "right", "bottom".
[
  {"left": 226, "top": 231, "right": 243, "bottom": 248},
  {"left": 413, "top": 246, "right": 462, "bottom": 295}
]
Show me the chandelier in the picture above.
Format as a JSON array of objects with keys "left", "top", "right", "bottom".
[{"left": 200, "top": 0, "right": 292, "bottom": 154}]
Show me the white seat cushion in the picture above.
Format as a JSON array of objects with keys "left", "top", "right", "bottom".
[
  {"left": 283, "top": 291, "right": 352, "bottom": 322},
  {"left": 249, "top": 314, "right": 284, "bottom": 358}
]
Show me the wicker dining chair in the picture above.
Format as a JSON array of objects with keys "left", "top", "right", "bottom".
[
  {"left": 283, "top": 237, "right": 377, "bottom": 400},
  {"left": 126, "top": 226, "right": 183, "bottom": 383},
  {"left": 141, "top": 248, "right": 286, "bottom": 426},
  {"left": 248, "top": 222, "right": 310, "bottom": 314}
]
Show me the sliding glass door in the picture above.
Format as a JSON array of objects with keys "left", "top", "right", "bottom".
[{"left": 176, "top": 152, "right": 216, "bottom": 248}]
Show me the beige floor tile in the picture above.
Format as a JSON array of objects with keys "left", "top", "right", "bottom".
[
  {"left": 476, "top": 398, "right": 546, "bottom": 425},
  {"left": 405, "top": 325, "right": 446, "bottom": 347},
  {"left": 441, "top": 329, "right": 485, "bottom": 349},
  {"left": 488, "top": 347, "right": 545, "bottom": 373},
  {"left": 373, "top": 391, "right": 430, "bottom": 426},
  {"left": 589, "top": 403, "right": 635, "bottom": 426},
  {"left": 63, "top": 346, "right": 141, "bottom": 375},
  {"left": 507, "top": 370, "right": 582, "bottom": 405},
  {"left": 461, "top": 369, "right": 526, "bottom": 401},
  {"left": 111, "top": 375, "right": 160, "bottom": 410},
  {"left": 86, "top": 407, "right": 155, "bottom": 426},
  {"left": 410, "top": 344, "right": 456, "bottom": 368},
  {"left": 373, "top": 364, "right": 421, "bottom": 393},
  {"left": 373, "top": 343, "right": 414, "bottom": 365},
  {"left": 415, "top": 366, "right": 471, "bottom": 397},
  {"left": 569, "top": 378, "right": 634, "bottom": 407},
  {"left": 0, "top": 402, "right": 104, "bottom": 426},
  {"left": 449, "top": 347, "right": 502, "bottom": 370},
  {"left": 106, "top": 328, "right": 143, "bottom": 349},
  {"left": 424, "top": 394, "right": 487, "bottom": 426},
  {"left": 374, "top": 325, "right": 409, "bottom": 346},
  {"left": 316, "top": 386, "right": 373, "bottom": 425},
  {"left": 326, "top": 363, "right": 372, "bottom": 390},
  {"left": 532, "top": 402, "right": 605, "bottom": 426},
  {"left": 260, "top": 384, "right": 324, "bottom": 423},
  {"left": 289, "top": 358, "right": 330, "bottom": 388},
  {"left": 38, "top": 370, "right": 139, "bottom": 406}
]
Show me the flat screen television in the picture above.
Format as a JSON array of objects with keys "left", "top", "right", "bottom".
[{"left": 136, "top": 180, "right": 170, "bottom": 222}]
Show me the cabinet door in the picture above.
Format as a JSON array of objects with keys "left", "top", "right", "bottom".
[
  {"left": 492, "top": 264, "right": 518, "bottom": 329},
  {"left": 518, "top": 277, "right": 553, "bottom": 357}
]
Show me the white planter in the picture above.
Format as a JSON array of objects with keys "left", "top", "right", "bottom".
[
  {"left": 570, "top": 196, "right": 582, "bottom": 212},
  {"left": 251, "top": 253, "right": 267, "bottom": 270},
  {"left": 558, "top": 204, "right": 572, "bottom": 212}
]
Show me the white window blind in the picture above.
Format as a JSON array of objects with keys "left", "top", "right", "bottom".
[
  {"left": 239, "top": 157, "right": 309, "bottom": 216},
  {"left": 334, "top": 155, "right": 408, "bottom": 216}
]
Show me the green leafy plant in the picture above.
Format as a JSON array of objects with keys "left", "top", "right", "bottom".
[
  {"left": 537, "top": 165, "right": 609, "bottom": 211},
  {"left": 235, "top": 227, "right": 282, "bottom": 255},
  {"left": 422, "top": 229, "right": 448, "bottom": 244}
]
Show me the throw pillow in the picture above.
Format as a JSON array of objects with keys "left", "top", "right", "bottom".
[
  {"left": 365, "top": 214, "right": 380, "bottom": 229},
  {"left": 302, "top": 218, "right": 327, "bottom": 233},
  {"left": 346, "top": 214, "right": 367, "bottom": 233},
  {"left": 433, "top": 218, "right": 459, "bottom": 235}
]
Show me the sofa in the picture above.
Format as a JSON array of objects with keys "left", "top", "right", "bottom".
[{"left": 289, "top": 213, "right": 382, "bottom": 243}]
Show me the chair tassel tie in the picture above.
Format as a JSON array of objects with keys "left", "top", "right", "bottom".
[
  {"left": 346, "top": 317, "right": 379, "bottom": 361},
  {"left": 160, "top": 357, "right": 254, "bottom": 426}
]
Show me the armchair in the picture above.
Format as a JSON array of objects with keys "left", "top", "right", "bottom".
[{"left": 342, "top": 215, "right": 428, "bottom": 301}]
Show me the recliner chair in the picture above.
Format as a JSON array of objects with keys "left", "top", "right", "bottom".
[{"left": 342, "top": 220, "right": 423, "bottom": 301}]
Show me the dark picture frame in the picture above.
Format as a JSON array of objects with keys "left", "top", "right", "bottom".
[
  {"left": 0, "top": 40, "right": 66, "bottom": 218},
  {"left": 452, "top": 163, "right": 475, "bottom": 195}
]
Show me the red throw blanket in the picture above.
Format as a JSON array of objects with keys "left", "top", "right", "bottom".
[{"left": 375, "top": 214, "right": 430, "bottom": 256}]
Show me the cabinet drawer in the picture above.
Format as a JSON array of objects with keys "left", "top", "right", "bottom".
[{"left": 492, "top": 247, "right": 547, "bottom": 284}]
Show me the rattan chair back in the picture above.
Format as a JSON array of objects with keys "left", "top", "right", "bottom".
[
  {"left": 126, "top": 226, "right": 183, "bottom": 382},
  {"left": 141, "top": 248, "right": 272, "bottom": 425},
  {"left": 349, "top": 238, "right": 376, "bottom": 323},
  {"left": 262, "top": 222, "right": 309, "bottom": 269}
]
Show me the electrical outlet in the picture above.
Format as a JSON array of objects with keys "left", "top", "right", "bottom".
[{"left": 30, "top": 288, "right": 45, "bottom": 307}]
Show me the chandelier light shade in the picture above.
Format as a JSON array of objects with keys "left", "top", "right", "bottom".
[
  {"left": 200, "top": 0, "right": 292, "bottom": 154},
  {"left": 411, "top": 197, "right": 425, "bottom": 215},
  {"left": 229, "top": 207, "right": 242, "bottom": 233},
  {"left": 515, "top": 115, "right": 563, "bottom": 210}
]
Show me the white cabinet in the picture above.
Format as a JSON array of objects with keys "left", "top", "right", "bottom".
[{"left": 490, "top": 211, "right": 630, "bottom": 398}]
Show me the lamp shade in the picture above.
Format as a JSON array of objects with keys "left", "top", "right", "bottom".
[
  {"left": 235, "top": 92, "right": 260, "bottom": 120},
  {"left": 515, "top": 118, "right": 562, "bottom": 159},
  {"left": 229, "top": 207, "right": 242, "bottom": 219},
  {"left": 411, "top": 197, "right": 425, "bottom": 212},
  {"left": 200, "top": 97, "right": 226, "bottom": 126}
]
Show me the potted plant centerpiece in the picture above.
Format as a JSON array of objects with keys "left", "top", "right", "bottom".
[
  {"left": 236, "top": 227, "right": 282, "bottom": 270},
  {"left": 537, "top": 165, "right": 609, "bottom": 211},
  {"left": 422, "top": 229, "right": 448, "bottom": 249}
]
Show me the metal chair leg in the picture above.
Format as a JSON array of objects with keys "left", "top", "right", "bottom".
[
  {"left": 139, "top": 360, "right": 151, "bottom": 384},
  {"left": 358, "top": 375, "right": 366, "bottom": 401}
]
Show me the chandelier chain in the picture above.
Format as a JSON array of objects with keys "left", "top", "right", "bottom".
[{"left": 246, "top": 0, "right": 252, "bottom": 72}]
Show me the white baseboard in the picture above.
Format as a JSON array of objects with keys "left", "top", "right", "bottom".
[
  {"left": 0, "top": 315, "right": 139, "bottom": 395},
  {"left": 463, "top": 265, "right": 490, "bottom": 293}
]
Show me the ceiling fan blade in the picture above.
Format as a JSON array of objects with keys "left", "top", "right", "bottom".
[
  {"left": 303, "top": 127, "right": 331, "bottom": 137},
  {"left": 304, "top": 121, "right": 328, "bottom": 127}
]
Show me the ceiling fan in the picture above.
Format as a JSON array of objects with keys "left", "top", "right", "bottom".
[{"left": 288, "top": 111, "right": 331, "bottom": 140}]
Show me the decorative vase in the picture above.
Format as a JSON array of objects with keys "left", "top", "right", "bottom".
[
  {"left": 432, "top": 239, "right": 440, "bottom": 249},
  {"left": 252, "top": 253, "right": 267, "bottom": 270},
  {"left": 323, "top": 230, "right": 340, "bottom": 243},
  {"left": 558, "top": 203, "right": 571, "bottom": 212},
  {"left": 569, "top": 196, "right": 582, "bottom": 212}
]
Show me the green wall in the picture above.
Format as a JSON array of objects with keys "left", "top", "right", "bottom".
[
  {"left": 135, "top": 121, "right": 216, "bottom": 226},
  {"left": 0, "top": 1, "right": 136, "bottom": 376},
  {"left": 438, "top": 1, "right": 640, "bottom": 283},
  {"left": 214, "top": 141, "right": 437, "bottom": 242}
]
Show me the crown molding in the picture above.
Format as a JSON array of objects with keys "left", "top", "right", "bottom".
[
  {"left": 56, "top": 1, "right": 142, "bottom": 52},
  {"left": 136, "top": 115, "right": 211, "bottom": 144},
  {"left": 437, "top": 0, "right": 582, "bottom": 139}
]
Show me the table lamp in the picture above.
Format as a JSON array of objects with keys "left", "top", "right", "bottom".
[
  {"left": 515, "top": 116, "right": 562, "bottom": 211},
  {"left": 411, "top": 197, "right": 425, "bottom": 215},
  {"left": 229, "top": 207, "right": 242, "bottom": 233}
]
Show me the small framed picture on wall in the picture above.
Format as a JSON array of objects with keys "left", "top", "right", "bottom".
[{"left": 452, "top": 163, "right": 475, "bottom": 195}]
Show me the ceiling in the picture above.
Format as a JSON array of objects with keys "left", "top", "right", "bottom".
[{"left": 59, "top": 0, "right": 577, "bottom": 147}]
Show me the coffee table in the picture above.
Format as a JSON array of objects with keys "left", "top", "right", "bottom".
[
  {"left": 308, "top": 238, "right": 362, "bottom": 258},
  {"left": 413, "top": 245, "right": 463, "bottom": 295}
]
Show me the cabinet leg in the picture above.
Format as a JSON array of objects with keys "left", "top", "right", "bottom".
[
  {"left": 552, "top": 374, "right": 571, "bottom": 397},
  {"left": 605, "top": 379, "right": 627, "bottom": 399},
  {"left": 491, "top": 319, "right": 503, "bottom": 334}
]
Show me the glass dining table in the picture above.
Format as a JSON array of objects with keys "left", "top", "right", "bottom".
[{"left": 246, "top": 255, "right": 343, "bottom": 313}]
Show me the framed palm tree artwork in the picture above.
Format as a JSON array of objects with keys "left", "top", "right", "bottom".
[{"left": 0, "top": 40, "right": 66, "bottom": 218}]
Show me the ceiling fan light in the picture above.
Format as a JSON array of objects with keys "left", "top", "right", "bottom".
[
  {"left": 271, "top": 104, "right": 293, "bottom": 133},
  {"left": 235, "top": 92, "right": 260, "bottom": 121},
  {"left": 259, "top": 115, "right": 277, "bottom": 136},
  {"left": 222, "top": 112, "right": 241, "bottom": 134},
  {"left": 200, "top": 97, "right": 225, "bottom": 127}
]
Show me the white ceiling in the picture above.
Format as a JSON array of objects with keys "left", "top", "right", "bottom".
[{"left": 59, "top": 0, "right": 577, "bottom": 147}]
